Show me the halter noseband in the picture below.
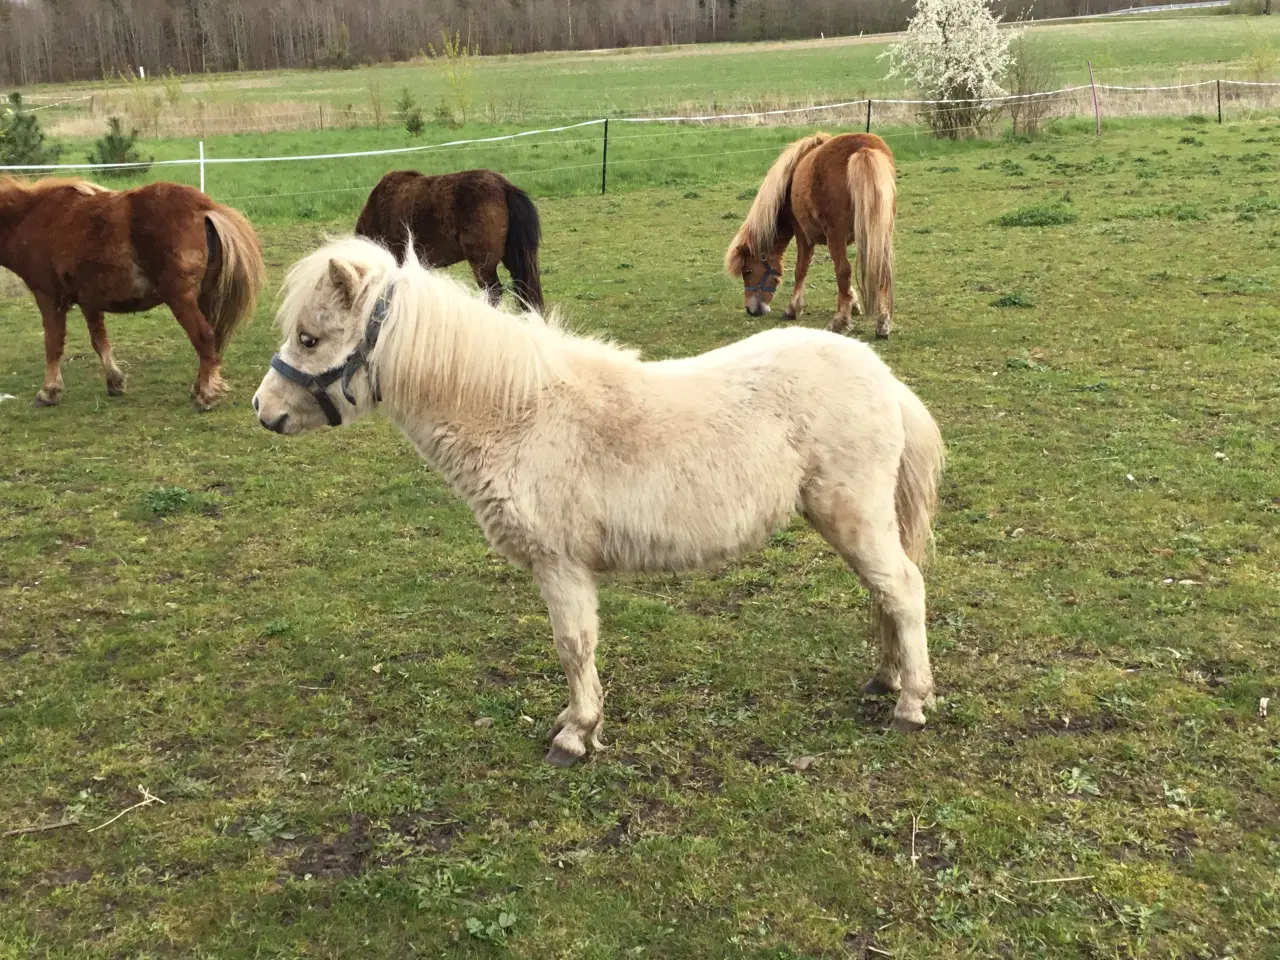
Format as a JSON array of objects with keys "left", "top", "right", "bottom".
[
  {"left": 744, "top": 253, "right": 781, "bottom": 295},
  {"left": 269, "top": 284, "right": 395, "bottom": 428}
]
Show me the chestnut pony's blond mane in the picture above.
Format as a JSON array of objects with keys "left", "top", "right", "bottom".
[
  {"left": 723, "top": 133, "right": 832, "bottom": 275},
  {"left": 0, "top": 176, "right": 109, "bottom": 198}
]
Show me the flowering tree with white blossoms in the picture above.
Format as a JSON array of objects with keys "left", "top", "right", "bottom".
[{"left": 884, "top": 0, "right": 1019, "bottom": 138}]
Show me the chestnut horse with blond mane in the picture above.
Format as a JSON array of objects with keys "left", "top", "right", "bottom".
[
  {"left": 0, "top": 177, "right": 264, "bottom": 410},
  {"left": 726, "top": 133, "right": 897, "bottom": 337}
]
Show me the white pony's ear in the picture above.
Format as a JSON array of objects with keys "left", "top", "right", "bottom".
[{"left": 328, "top": 258, "right": 366, "bottom": 307}]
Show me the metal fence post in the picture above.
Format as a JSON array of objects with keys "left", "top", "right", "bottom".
[
  {"left": 866, "top": 98, "right": 872, "bottom": 133},
  {"left": 600, "top": 118, "right": 609, "bottom": 196},
  {"left": 199, "top": 141, "right": 205, "bottom": 194},
  {"left": 1217, "top": 79, "right": 1222, "bottom": 124}
]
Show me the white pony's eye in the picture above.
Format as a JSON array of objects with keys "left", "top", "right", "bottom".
[{"left": 299, "top": 332, "right": 318, "bottom": 349}]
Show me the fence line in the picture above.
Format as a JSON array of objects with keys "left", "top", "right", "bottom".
[
  {"left": 2, "top": 78, "right": 1278, "bottom": 191},
  {"left": 24, "top": 94, "right": 95, "bottom": 112}
]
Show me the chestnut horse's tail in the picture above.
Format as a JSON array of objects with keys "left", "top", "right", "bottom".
[
  {"left": 847, "top": 143, "right": 897, "bottom": 332},
  {"left": 202, "top": 205, "right": 265, "bottom": 353},
  {"left": 502, "top": 183, "right": 544, "bottom": 313}
]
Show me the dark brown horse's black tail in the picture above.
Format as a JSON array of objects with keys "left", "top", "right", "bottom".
[{"left": 502, "top": 183, "right": 544, "bottom": 312}]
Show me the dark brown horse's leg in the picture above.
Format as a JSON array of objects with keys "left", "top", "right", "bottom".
[
  {"left": 84, "top": 309, "right": 126, "bottom": 397},
  {"left": 33, "top": 293, "right": 68, "bottom": 407},
  {"left": 783, "top": 236, "right": 815, "bottom": 321},
  {"left": 169, "top": 295, "right": 226, "bottom": 411},
  {"left": 828, "top": 241, "right": 856, "bottom": 334},
  {"left": 471, "top": 260, "right": 503, "bottom": 306}
]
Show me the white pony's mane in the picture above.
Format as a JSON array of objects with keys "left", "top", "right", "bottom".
[{"left": 277, "top": 235, "right": 636, "bottom": 418}]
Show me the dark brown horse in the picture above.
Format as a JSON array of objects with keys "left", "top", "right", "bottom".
[
  {"left": 725, "top": 133, "right": 897, "bottom": 337},
  {"left": 0, "top": 177, "right": 264, "bottom": 410},
  {"left": 355, "top": 169, "right": 544, "bottom": 312}
]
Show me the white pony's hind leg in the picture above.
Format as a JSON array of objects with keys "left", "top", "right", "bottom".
[
  {"left": 862, "top": 615, "right": 902, "bottom": 696},
  {"left": 535, "top": 561, "right": 604, "bottom": 767},
  {"left": 806, "top": 483, "right": 933, "bottom": 730}
]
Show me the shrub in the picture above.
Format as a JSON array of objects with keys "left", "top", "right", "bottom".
[
  {"left": 884, "top": 0, "right": 1017, "bottom": 139},
  {"left": 0, "top": 92, "right": 62, "bottom": 166},
  {"left": 395, "top": 88, "right": 425, "bottom": 136},
  {"left": 86, "top": 117, "right": 152, "bottom": 176},
  {"left": 1005, "top": 33, "right": 1058, "bottom": 137},
  {"left": 428, "top": 31, "right": 478, "bottom": 126}
]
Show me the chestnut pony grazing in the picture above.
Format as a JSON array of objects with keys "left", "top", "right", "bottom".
[
  {"left": 0, "top": 177, "right": 264, "bottom": 410},
  {"left": 726, "top": 133, "right": 897, "bottom": 337},
  {"left": 253, "top": 236, "right": 944, "bottom": 767},
  {"left": 355, "top": 169, "right": 544, "bottom": 312}
]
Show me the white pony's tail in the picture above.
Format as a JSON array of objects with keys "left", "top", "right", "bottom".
[
  {"left": 873, "top": 383, "right": 944, "bottom": 647},
  {"left": 847, "top": 144, "right": 896, "bottom": 335},
  {"left": 724, "top": 132, "right": 832, "bottom": 275},
  {"left": 893, "top": 382, "right": 943, "bottom": 568}
]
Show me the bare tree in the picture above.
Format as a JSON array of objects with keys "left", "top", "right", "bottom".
[{"left": 0, "top": 0, "right": 1178, "bottom": 86}]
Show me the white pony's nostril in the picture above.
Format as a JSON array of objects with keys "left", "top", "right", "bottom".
[{"left": 252, "top": 395, "right": 260, "bottom": 412}]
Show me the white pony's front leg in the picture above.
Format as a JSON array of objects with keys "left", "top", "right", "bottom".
[{"left": 535, "top": 561, "right": 604, "bottom": 767}]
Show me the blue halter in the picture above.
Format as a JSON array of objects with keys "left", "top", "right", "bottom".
[
  {"left": 744, "top": 254, "right": 781, "bottom": 295},
  {"left": 269, "top": 284, "right": 395, "bottom": 427}
]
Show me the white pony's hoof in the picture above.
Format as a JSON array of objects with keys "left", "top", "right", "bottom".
[
  {"left": 862, "top": 676, "right": 900, "bottom": 696},
  {"left": 545, "top": 742, "right": 585, "bottom": 767}
]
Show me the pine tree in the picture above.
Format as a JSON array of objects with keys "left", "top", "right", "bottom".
[
  {"left": 0, "top": 93, "right": 63, "bottom": 166},
  {"left": 86, "top": 117, "right": 153, "bottom": 177}
]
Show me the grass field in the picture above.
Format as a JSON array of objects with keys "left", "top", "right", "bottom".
[
  {"left": 16, "top": 15, "right": 1280, "bottom": 129},
  {"left": 2, "top": 108, "right": 1279, "bottom": 956}
]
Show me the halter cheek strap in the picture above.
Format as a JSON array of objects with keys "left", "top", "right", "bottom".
[
  {"left": 269, "top": 283, "right": 395, "bottom": 428},
  {"left": 744, "top": 254, "right": 781, "bottom": 295}
]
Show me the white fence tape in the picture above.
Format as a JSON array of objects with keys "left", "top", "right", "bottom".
[{"left": 1, "top": 79, "right": 1278, "bottom": 175}]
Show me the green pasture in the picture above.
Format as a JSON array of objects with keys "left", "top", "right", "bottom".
[
  {"left": 14, "top": 15, "right": 1280, "bottom": 122},
  {"left": 2, "top": 113, "right": 1279, "bottom": 957}
]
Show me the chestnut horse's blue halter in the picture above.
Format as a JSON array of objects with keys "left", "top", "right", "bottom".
[
  {"left": 269, "top": 284, "right": 395, "bottom": 427},
  {"left": 744, "top": 252, "right": 781, "bottom": 296}
]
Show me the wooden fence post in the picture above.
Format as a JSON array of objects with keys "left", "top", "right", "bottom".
[{"left": 1087, "top": 61, "right": 1101, "bottom": 136}]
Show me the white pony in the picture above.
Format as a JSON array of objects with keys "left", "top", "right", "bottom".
[{"left": 253, "top": 237, "right": 945, "bottom": 766}]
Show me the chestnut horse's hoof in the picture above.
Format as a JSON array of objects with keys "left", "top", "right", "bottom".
[
  {"left": 545, "top": 743, "right": 585, "bottom": 768},
  {"left": 828, "top": 315, "right": 850, "bottom": 334},
  {"left": 106, "top": 376, "right": 127, "bottom": 397},
  {"left": 32, "top": 390, "right": 61, "bottom": 407},
  {"left": 191, "top": 376, "right": 229, "bottom": 412},
  {"left": 862, "top": 676, "right": 899, "bottom": 696}
]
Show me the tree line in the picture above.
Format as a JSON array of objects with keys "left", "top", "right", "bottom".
[{"left": 0, "top": 0, "right": 1175, "bottom": 87}]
